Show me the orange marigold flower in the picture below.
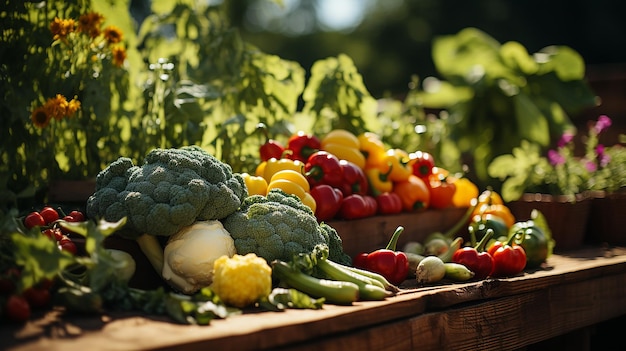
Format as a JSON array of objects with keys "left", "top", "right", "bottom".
[
  {"left": 111, "top": 46, "right": 127, "bottom": 67},
  {"left": 103, "top": 25, "right": 123, "bottom": 44},
  {"left": 44, "top": 94, "right": 69, "bottom": 121},
  {"left": 78, "top": 12, "right": 104, "bottom": 38},
  {"left": 50, "top": 17, "right": 76, "bottom": 41},
  {"left": 66, "top": 98, "right": 81, "bottom": 117},
  {"left": 31, "top": 106, "right": 51, "bottom": 129}
]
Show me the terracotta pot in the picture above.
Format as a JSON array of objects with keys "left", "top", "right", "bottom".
[
  {"left": 507, "top": 193, "right": 592, "bottom": 252},
  {"left": 585, "top": 190, "right": 626, "bottom": 246}
]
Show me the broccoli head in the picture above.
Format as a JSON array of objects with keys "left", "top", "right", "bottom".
[
  {"left": 86, "top": 146, "right": 247, "bottom": 239},
  {"left": 221, "top": 189, "right": 351, "bottom": 265}
]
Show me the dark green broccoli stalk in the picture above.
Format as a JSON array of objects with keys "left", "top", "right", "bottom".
[
  {"left": 86, "top": 146, "right": 247, "bottom": 274},
  {"left": 222, "top": 189, "right": 351, "bottom": 265}
]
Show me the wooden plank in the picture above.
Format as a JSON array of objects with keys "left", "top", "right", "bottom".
[{"left": 3, "top": 247, "right": 626, "bottom": 351}]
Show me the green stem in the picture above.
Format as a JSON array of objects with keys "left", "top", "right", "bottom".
[
  {"left": 443, "top": 199, "right": 478, "bottom": 239},
  {"left": 385, "top": 226, "right": 404, "bottom": 251},
  {"left": 136, "top": 234, "right": 164, "bottom": 276}
]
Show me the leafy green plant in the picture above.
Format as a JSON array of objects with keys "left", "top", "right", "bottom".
[
  {"left": 410, "top": 27, "right": 598, "bottom": 187},
  {"left": 489, "top": 115, "right": 626, "bottom": 202},
  {"left": 1, "top": 0, "right": 132, "bottom": 206},
  {"left": 2, "top": 0, "right": 382, "bottom": 211}
]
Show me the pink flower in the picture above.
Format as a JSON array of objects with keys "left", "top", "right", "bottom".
[
  {"left": 593, "top": 115, "right": 612, "bottom": 134},
  {"left": 548, "top": 149, "right": 565, "bottom": 165},
  {"left": 557, "top": 132, "right": 574, "bottom": 148},
  {"left": 596, "top": 144, "right": 611, "bottom": 167},
  {"left": 584, "top": 159, "right": 597, "bottom": 172}
]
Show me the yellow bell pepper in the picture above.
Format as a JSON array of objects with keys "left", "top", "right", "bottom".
[
  {"left": 321, "top": 129, "right": 360, "bottom": 149},
  {"left": 270, "top": 169, "right": 310, "bottom": 193},
  {"left": 365, "top": 166, "right": 393, "bottom": 195},
  {"left": 357, "top": 132, "right": 387, "bottom": 169},
  {"left": 301, "top": 192, "right": 317, "bottom": 213},
  {"left": 267, "top": 179, "right": 307, "bottom": 202},
  {"left": 263, "top": 158, "right": 305, "bottom": 183},
  {"left": 382, "top": 148, "right": 414, "bottom": 182},
  {"left": 241, "top": 173, "right": 268, "bottom": 196},
  {"left": 321, "top": 129, "right": 366, "bottom": 169},
  {"left": 255, "top": 161, "right": 267, "bottom": 177}
]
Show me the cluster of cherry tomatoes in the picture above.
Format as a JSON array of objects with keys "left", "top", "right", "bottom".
[
  {"left": 0, "top": 207, "right": 86, "bottom": 323},
  {"left": 23, "top": 206, "right": 85, "bottom": 255}
]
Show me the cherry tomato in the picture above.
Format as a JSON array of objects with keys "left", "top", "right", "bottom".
[
  {"left": 43, "top": 228, "right": 64, "bottom": 241},
  {"left": 39, "top": 206, "right": 59, "bottom": 224},
  {"left": 23, "top": 286, "right": 51, "bottom": 309},
  {"left": 58, "top": 236, "right": 77, "bottom": 255},
  {"left": 0, "top": 268, "right": 20, "bottom": 294},
  {"left": 4, "top": 294, "right": 31, "bottom": 323},
  {"left": 68, "top": 210, "right": 85, "bottom": 222},
  {"left": 24, "top": 211, "right": 45, "bottom": 229}
]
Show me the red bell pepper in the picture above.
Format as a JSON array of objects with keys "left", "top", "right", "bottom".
[
  {"left": 286, "top": 131, "right": 321, "bottom": 162},
  {"left": 353, "top": 226, "right": 409, "bottom": 285},
  {"left": 257, "top": 123, "right": 285, "bottom": 161},
  {"left": 451, "top": 227, "right": 494, "bottom": 280},
  {"left": 409, "top": 150, "right": 435, "bottom": 179},
  {"left": 487, "top": 233, "right": 527, "bottom": 277},
  {"left": 375, "top": 192, "right": 403, "bottom": 215},
  {"left": 339, "top": 159, "right": 368, "bottom": 196},
  {"left": 339, "top": 194, "right": 376, "bottom": 220},
  {"left": 309, "top": 184, "right": 344, "bottom": 221},
  {"left": 304, "top": 151, "right": 344, "bottom": 187}
]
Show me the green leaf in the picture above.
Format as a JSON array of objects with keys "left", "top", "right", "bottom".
[
  {"left": 513, "top": 93, "right": 550, "bottom": 146},
  {"left": 535, "top": 45, "right": 586, "bottom": 81},
  {"left": 11, "top": 233, "right": 75, "bottom": 290}
]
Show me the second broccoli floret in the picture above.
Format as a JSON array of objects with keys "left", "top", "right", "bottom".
[{"left": 222, "top": 189, "right": 351, "bottom": 265}]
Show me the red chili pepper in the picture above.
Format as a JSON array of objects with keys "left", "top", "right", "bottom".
[
  {"left": 304, "top": 151, "right": 344, "bottom": 188},
  {"left": 286, "top": 131, "right": 321, "bottom": 162},
  {"left": 487, "top": 233, "right": 527, "bottom": 277},
  {"left": 339, "top": 193, "right": 376, "bottom": 220},
  {"left": 452, "top": 227, "right": 494, "bottom": 280},
  {"left": 409, "top": 150, "right": 435, "bottom": 179},
  {"left": 353, "top": 226, "right": 409, "bottom": 285},
  {"left": 309, "top": 184, "right": 344, "bottom": 221},
  {"left": 338, "top": 159, "right": 368, "bottom": 196},
  {"left": 375, "top": 192, "right": 403, "bottom": 215}
]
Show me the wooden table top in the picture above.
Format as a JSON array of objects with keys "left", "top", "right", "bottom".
[{"left": 4, "top": 245, "right": 626, "bottom": 351}]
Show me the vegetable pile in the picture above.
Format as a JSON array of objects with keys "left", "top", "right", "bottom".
[
  {"left": 247, "top": 128, "right": 480, "bottom": 222},
  {"left": 1, "top": 146, "right": 557, "bottom": 326}
]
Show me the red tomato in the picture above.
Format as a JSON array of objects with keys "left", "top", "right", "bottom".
[
  {"left": 24, "top": 212, "right": 45, "bottom": 229},
  {"left": 43, "top": 228, "right": 64, "bottom": 241},
  {"left": 68, "top": 210, "right": 85, "bottom": 222},
  {"left": 39, "top": 206, "right": 59, "bottom": 225},
  {"left": 58, "top": 237, "right": 77, "bottom": 255},
  {"left": 23, "top": 286, "right": 51, "bottom": 309},
  {"left": 4, "top": 294, "right": 31, "bottom": 323}
]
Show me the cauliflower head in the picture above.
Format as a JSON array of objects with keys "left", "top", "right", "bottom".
[
  {"left": 221, "top": 189, "right": 351, "bottom": 265},
  {"left": 86, "top": 146, "right": 247, "bottom": 239},
  {"left": 162, "top": 220, "right": 236, "bottom": 294},
  {"left": 211, "top": 253, "right": 272, "bottom": 308}
]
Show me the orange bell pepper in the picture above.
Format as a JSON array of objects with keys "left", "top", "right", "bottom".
[{"left": 392, "top": 174, "right": 430, "bottom": 211}]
